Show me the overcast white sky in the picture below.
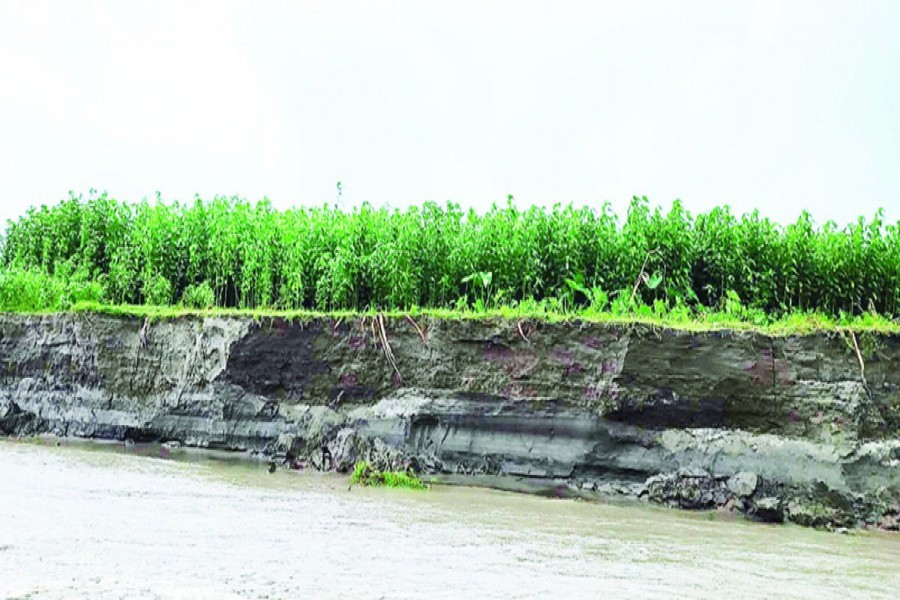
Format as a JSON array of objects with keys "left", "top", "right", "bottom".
[{"left": 1, "top": 0, "right": 898, "bottom": 226}]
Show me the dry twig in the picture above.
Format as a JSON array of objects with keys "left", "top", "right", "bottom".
[{"left": 630, "top": 247, "right": 661, "bottom": 303}]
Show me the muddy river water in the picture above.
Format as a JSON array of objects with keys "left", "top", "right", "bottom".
[{"left": 0, "top": 439, "right": 897, "bottom": 599}]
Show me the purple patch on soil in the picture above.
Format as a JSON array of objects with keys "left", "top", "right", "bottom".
[
  {"left": 743, "top": 349, "right": 795, "bottom": 386},
  {"left": 273, "top": 318, "right": 287, "bottom": 337},
  {"left": 483, "top": 346, "right": 514, "bottom": 363},
  {"left": 348, "top": 336, "right": 367, "bottom": 350},
  {"left": 551, "top": 348, "right": 575, "bottom": 365},
  {"left": 600, "top": 359, "right": 619, "bottom": 375},
  {"left": 743, "top": 349, "right": 773, "bottom": 386},
  {"left": 484, "top": 345, "right": 538, "bottom": 378},
  {"left": 564, "top": 362, "right": 584, "bottom": 377},
  {"left": 338, "top": 372, "right": 359, "bottom": 387},
  {"left": 582, "top": 337, "right": 603, "bottom": 350},
  {"left": 582, "top": 385, "right": 603, "bottom": 401}
]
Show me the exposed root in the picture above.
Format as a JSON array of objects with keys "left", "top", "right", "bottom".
[
  {"left": 516, "top": 319, "right": 531, "bottom": 344},
  {"left": 850, "top": 331, "right": 866, "bottom": 381},
  {"left": 139, "top": 317, "right": 150, "bottom": 349},
  {"left": 377, "top": 314, "right": 403, "bottom": 383},
  {"left": 330, "top": 389, "right": 345, "bottom": 410},
  {"left": 405, "top": 315, "right": 429, "bottom": 347}
]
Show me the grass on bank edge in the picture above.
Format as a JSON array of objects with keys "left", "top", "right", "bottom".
[
  {"left": 349, "top": 461, "right": 427, "bottom": 491},
  {"left": 6, "top": 300, "right": 892, "bottom": 336},
  {"left": 0, "top": 300, "right": 896, "bottom": 337}
]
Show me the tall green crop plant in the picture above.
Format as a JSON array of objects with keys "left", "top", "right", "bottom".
[
  {"left": 886, "top": 221, "right": 900, "bottom": 316},
  {"left": 779, "top": 211, "right": 816, "bottom": 311},
  {"left": 584, "top": 201, "right": 621, "bottom": 296},
  {"left": 692, "top": 205, "right": 741, "bottom": 308},
  {"left": 736, "top": 211, "right": 779, "bottom": 312}
]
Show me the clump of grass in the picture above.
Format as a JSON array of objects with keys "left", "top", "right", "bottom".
[{"left": 349, "top": 461, "right": 427, "bottom": 490}]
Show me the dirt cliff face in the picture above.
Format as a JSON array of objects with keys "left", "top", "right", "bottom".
[{"left": 1, "top": 313, "right": 898, "bottom": 529}]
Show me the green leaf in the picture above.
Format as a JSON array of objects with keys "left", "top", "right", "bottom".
[{"left": 646, "top": 271, "right": 663, "bottom": 290}]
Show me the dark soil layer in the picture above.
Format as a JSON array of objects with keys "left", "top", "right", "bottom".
[{"left": 1, "top": 313, "right": 898, "bottom": 530}]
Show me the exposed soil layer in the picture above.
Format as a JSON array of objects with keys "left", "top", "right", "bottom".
[{"left": 1, "top": 313, "right": 898, "bottom": 529}]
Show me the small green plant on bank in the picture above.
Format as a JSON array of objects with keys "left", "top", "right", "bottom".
[
  {"left": 349, "top": 461, "right": 427, "bottom": 490},
  {"left": 461, "top": 270, "right": 494, "bottom": 311},
  {"left": 180, "top": 281, "right": 216, "bottom": 309}
]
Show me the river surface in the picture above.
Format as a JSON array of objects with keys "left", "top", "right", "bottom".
[{"left": 0, "top": 439, "right": 897, "bottom": 599}]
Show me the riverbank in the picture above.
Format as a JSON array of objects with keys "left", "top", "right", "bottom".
[{"left": 1, "top": 312, "right": 898, "bottom": 530}]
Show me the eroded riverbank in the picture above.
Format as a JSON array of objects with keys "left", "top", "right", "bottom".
[
  {"left": 1, "top": 313, "right": 898, "bottom": 529},
  {"left": 1, "top": 440, "right": 898, "bottom": 599}
]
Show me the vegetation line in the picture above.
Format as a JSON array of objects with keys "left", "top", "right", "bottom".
[
  {"left": 3, "top": 300, "right": 897, "bottom": 336},
  {"left": 0, "top": 194, "right": 897, "bottom": 330}
]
